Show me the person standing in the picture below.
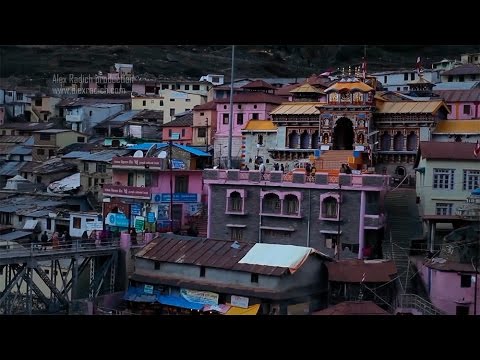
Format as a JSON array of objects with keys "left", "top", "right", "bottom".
[
  {"left": 259, "top": 162, "right": 266, "bottom": 180},
  {"left": 41, "top": 231, "right": 49, "bottom": 250},
  {"left": 280, "top": 164, "right": 285, "bottom": 173}
]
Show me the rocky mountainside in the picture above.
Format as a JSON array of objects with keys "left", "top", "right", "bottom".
[{"left": 1, "top": 45, "right": 479, "bottom": 85}]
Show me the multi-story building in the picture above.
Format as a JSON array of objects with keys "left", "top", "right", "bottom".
[
  {"left": 434, "top": 89, "right": 480, "bottom": 119},
  {"left": 203, "top": 168, "right": 389, "bottom": 260},
  {"left": 372, "top": 69, "right": 440, "bottom": 92},
  {"left": 161, "top": 112, "right": 193, "bottom": 145},
  {"left": 440, "top": 64, "right": 480, "bottom": 83},
  {"left": 192, "top": 101, "right": 216, "bottom": 149},
  {"left": 31, "top": 129, "right": 87, "bottom": 162},
  {"left": 27, "top": 95, "right": 62, "bottom": 122},
  {"left": 432, "top": 120, "right": 480, "bottom": 143}
]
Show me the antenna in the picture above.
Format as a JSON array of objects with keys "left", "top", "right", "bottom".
[{"left": 158, "top": 151, "right": 167, "bottom": 159}]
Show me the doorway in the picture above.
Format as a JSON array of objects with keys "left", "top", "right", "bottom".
[{"left": 333, "top": 117, "right": 354, "bottom": 150}]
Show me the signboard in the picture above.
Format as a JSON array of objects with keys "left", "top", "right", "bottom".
[
  {"left": 320, "top": 145, "right": 330, "bottom": 151},
  {"left": 144, "top": 284, "right": 154, "bottom": 295},
  {"left": 354, "top": 145, "right": 365, "bottom": 151},
  {"left": 105, "top": 212, "right": 129, "bottom": 228},
  {"left": 134, "top": 216, "right": 145, "bottom": 231},
  {"left": 103, "top": 185, "right": 150, "bottom": 198},
  {"left": 231, "top": 295, "right": 249, "bottom": 309},
  {"left": 112, "top": 157, "right": 162, "bottom": 167},
  {"left": 171, "top": 159, "right": 185, "bottom": 169},
  {"left": 157, "top": 204, "right": 169, "bottom": 219},
  {"left": 155, "top": 193, "right": 199, "bottom": 203},
  {"left": 171, "top": 133, "right": 180, "bottom": 140},
  {"left": 147, "top": 212, "right": 156, "bottom": 223},
  {"left": 130, "top": 203, "right": 142, "bottom": 216},
  {"left": 180, "top": 288, "right": 219, "bottom": 305},
  {"left": 86, "top": 221, "right": 103, "bottom": 231}
]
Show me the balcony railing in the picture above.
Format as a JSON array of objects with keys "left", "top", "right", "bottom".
[{"left": 204, "top": 169, "right": 389, "bottom": 188}]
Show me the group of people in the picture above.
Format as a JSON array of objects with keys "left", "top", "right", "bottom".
[
  {"left": 37, "top": 230, "right": 72, "bottom": 250},
  {"left": 339, "top": 163, "right": 352, "bottom": 174}
]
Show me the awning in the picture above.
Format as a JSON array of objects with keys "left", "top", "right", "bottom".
[
  {"left": 157, "top": 295, "right": 204, "bottom": 310},
  {"left": 414, "top": 167, "right": 425, "bottom": 174},
  {"left": 224, "top": 303, "right": 260, "bottom": 315},
  {"left": 123, "top": 287, "right": 157, "bottom": 303},
  {"left": 23, "top": 219, "right": 38, "bottom": 230}
]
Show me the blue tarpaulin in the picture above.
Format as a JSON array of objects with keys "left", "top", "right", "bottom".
[
  {"left": 123, "top": 287, "right": 204, "bottom": 310},
  {"left": 157, "top": 295, "right": 204, "bottom": 310}
]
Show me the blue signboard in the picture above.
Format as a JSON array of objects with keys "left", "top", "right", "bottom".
[
  {"left": 353, "top": 151, "right": 360, "bottom": 158},
  {"left": 159, "top": 193, "right": 199, "bottom": 203},
  {"left": 314, "top": 149, "right": 321, "bottom": 158},
  {"left": 106, "top": 213, "right": 129, "bottom": 228},
  {"left": 131, "top": 203, "right": 142, "bottom": 216},
  {"left": 158, "top": 204, "right": 169, "bottom": 220},
  {"left": 171, "top": 159, "right": 185, "bottom": 169},
  {"left": 147, "top": 212, "right": 156, "bottom": 223}
]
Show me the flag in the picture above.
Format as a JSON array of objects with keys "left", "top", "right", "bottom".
[
  {"left": 474, "top": 140, "right": 480, "bottom": 158},
  {"left": 361, "top": 272, "right": 366, "bottom": 283},
  {"left": 416, "top": 56, "right": 424, "bottom": 76},
  {"left": 368, "top": 146, "right": 372, "bottom": 161},
  {"left": 362, "top": 57, "right": 367, "bottom": 80}
]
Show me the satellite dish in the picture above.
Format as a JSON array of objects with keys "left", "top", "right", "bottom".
[
  {"left": 133, "top": 150, "right": 144, "bottom": 158},
  {"left": 158, "top": 151, "right": 167, "bottom": 159}
]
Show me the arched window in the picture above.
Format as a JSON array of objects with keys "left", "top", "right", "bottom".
[
  {"left": 393, "top": 131, "right": 404, "bottom": 151},
  {"left": 380, "top": 132, "right": 391, "bottom": 151},
  {"left": 229, "top": 191, "right": 242, "bottom": 212},
  {"left": 300, "top": 130, "right": 310, "bottom": 149},
  {"left": 262, "top": 193, "right": 281, "bottom": 214},
  {"left": 396, "top": 166, "right": 406, "bottom": 177},
  {"left": 322, "top": 197, "right": 338, "bottom": 219},
  {"left": 406, "top": 131, "right": 417, "bottom": 151},
  {"left": 284, "top": 194, "right": 299, "bottom": 215}
]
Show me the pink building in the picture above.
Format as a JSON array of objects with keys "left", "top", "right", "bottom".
[
  {"left": 161, "top": 112, "right": 193, "bottom": 145},
  {"left": 435, "top": 89, "right": 480, "bottom": 119},
  {"left": 214, "top": 91, "right": 283, "bottom": 168},
  {"left": 103, "top": 143, "right": 210, "bottom": 235}
]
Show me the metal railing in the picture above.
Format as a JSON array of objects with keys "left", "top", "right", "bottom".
[{"left": 396, "top": 294, "right": 445, "bottom": 315}]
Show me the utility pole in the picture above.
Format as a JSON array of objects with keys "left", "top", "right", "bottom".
[
  {"left": 205, "top": 117, "right": 209, "bottom": 166},
  {"left": 227, "top": 45, "right": 235, "bottom": 169},
  {"left": 169, "top": 139, "right": 174, "bottom": 233},
  {"left": 337, "top": 183, "right": 342, "bottom": 260}
]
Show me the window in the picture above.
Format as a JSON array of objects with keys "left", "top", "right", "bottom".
[
  {"left": 384, "top": 76, "right": 387, "bottom": 84},
  {"left": 88, "top": 177, "right": 92, "bottom": 187},
  {"left": 212, "top": 77, "right": 220, "bottom": 83},
  {"left": 459, "top": 75, "right": 465, "bottom": 82},
  {"left": 84, "top": 162, "right": 89, "bottom": 172},
  {"left": 77, "top": 137, "right": 85, "bottom": 143},
  {"left": 231, "top": 228, "right": 243, "bottom": 241},
  {"left": 396, "top": 87, "right": 401, "bottom": 91},
  {"left": 73, "top": 217, "right": 81, "bottom": 229},
  {"left": 406, "top": 131, "right": 417, "bottom": 151},
  {"left": 182, "top": 129, "right": 186, "bottom": 137},
  {"left": 463, "top": 170, "right": 480, "bottom": 190},
  {"left": 168, "top": 129, "right": 172, "bottom": 137},
  {"left": 46, "top": 218, "right": 51, "bottom": 230},
  {"left": 403, "top": 87, "right": 408, "bottom": 91},
  {"left": 39, "top": 133, "right": 50, "bottom": 141},
  {"left": 237, "top": 113, "right": 243, "bottom": 125},
  {"left": 170, "top": 98, "right": 175, "bottom": 102},
  {"left": 463, "top": 104, "right": 471, "bottom": 114},
  {"left": 143, "top": 100, "right": 146, "bottom": 106},
  {"left": 192, "top": 85, "right": 200, "bottom": 90},
  {"left": 410, "top": 73, "right": 415, "bottom": 80},
  {"left": 96, "top": 164, "right": 107, "bottom": 173},
  {"left": 435, "top": 203, "right": 453, "bottom": 215},
  {"left": 37, "top": 149, "right": 45, "bottom": 155},
  {"left": 16, "top": 92, "right": 23, "bottom": 101},
  {"left": 228, "top": 191, "right": 243, "bottom": 212},
  {"left": 404, "top": 73, "right": 408, "bottom": 81},
  {"left": 128, "top": 172, "right": 134, "bottom": 186},
  {"left": 200, "top": 112, "right": 205, "bottom": 116},
  {"left": 48, "top": 149, "right": 55, "bottom": 157},
  {"left": 175, "top": 175, "right": 189, "bottom": 193},
  {"left": 253, "top": 105, "right": 258, "bottom": 109},
  {"left": 223, "top": 113, "right": 229, "bottom": 124},
  {"left": 185, "top": 98, "right": 191, "bottom": 102},
  {"left": 171, "top": 85, "right": 175, "bottom": 90},
  {"left": 448, "top": 76, "right": 453, "bottom": 82},
  {"left": 284, "top": 194, "right": 299, "bottom": 215},
  {"left": 200, "top": 266, "right": 206, "bottom": 277},
  {"left": 184, "top": 85, "right": 190, "bottom": 91},
  {"left": 262, "top": 193, "right": 281, "bottom": 214},
  {"left": 237, "top": 104, "right": 242, "bottom": 109},
  {"left": 36, "top": 176, "right": 42, "bottom": 184},
  {"left": 154, "top": 261, "right": 160, "bottom": 270},
  {"left": 35, "top": 99, "right": 42, "bottom": 106},
  {"left": 161, "top": 84, "right": 168, "bottom": 90},
  {"left": 175, "top": 84, "right": 180, "bottom": 90},
  {"left": 323, "top": 197, "right": 338, "bottom": 218},
  {"left": 94, "top": 178, "right": 98, "bottom": 186},
  {"left": 198, "top": 127, "right": 206, "bottom": 137},
  {"left": 145, "top": 172, "right": 152, "bottom": 187},
  {"left": 324, "top": 234, "right": 338, "bottom": 249},
  {"left": 170, "top": 108, "right": 175, "bottom": 117},
  {"left": 460, "top": 274, "right": 472, "bottom": 288},
  {"left": 18, "top": 215, "right": 23, "bottom": 222},
  {"left": 160, "top": 100, "right": 164, "bottom": 106},
  {"left": 252, "top": 113, "right": 259, "bottom": 119},
  {"left": 251, "top": 273, "right": 258, "bottom": 283},
  {"left": 433, "top": 168, "right": 455, "bottom": 189}
]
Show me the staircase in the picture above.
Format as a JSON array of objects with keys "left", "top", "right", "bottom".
[
  {"left": 315, "top": 150, "right": 353, "bottom": 170},
  {"left": 196, "top": 206, "right": 208, "bottom": 238},
  {"left": 384, "top": 188, "right": 444, "bottom": 314}
]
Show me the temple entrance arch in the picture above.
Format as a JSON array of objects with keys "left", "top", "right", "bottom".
[{"left": 333, "top": 117, "right": 354, "bottom": 150}]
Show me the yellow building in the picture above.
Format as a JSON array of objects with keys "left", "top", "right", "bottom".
[
  {"left": 32, "top": 129, "right": 88, "bottom": 162},
  {"left": 131, "top": 89, "right": 205, "bottom": 123},
  {"left": 28, "top": 96, "right": 62, "bottom": 122}
]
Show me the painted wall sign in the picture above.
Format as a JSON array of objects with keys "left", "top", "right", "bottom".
[
  {"left": 230, "top": 295, "right": 249, "bottom": 309},
  {"left": 112, "top": 157, "right": 163, "bottom": 167},
  {"left": 85, "top": 221, "right": 104, "bottom": 231},
  {"left": 155, "top": 193, "right": 199, "bottom": 203},
  {"left": 180, "top": 288, "right": 219, "bottom": 305},
  {"left": 105, "top": 212, "right": 129, "bottom": 228},
  {"left": 103, "top": 185, "right": 150, "bottom": 198}
]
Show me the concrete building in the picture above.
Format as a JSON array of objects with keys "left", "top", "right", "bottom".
[
  {"left": 31, "top": 129, "right": 87, "bottom": 162},
  {"left": 129, "top": 234, "right": 332, "bottom": 315},
  {"left": 440, "top": 64, "right": 480, "bottom": 83},
  {"left": 372, "top": 69, "right": 440, "bottom": 92},
  {"left": 192, "top": 101, "right": 216, "bottom": 149},
  {"left": 240, "top": 120, "right": 278, "bottom": 170},
  {"left": 161, "top": 112, "right": 193, "bottom": 145},
  {"left": 203, "top": 168, "right": 389, "bottom": 260},
  {"left": 432, "top": 120, "right": 480, "bottom": 143},
  {"left": 434, "top": 89, "right": 480, "bottom": 119}
]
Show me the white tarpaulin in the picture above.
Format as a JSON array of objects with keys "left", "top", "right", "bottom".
[
  {"left": 23, "top": 219, "right": 38, "bottom": 230},
  {"left": 47, "top": 173, "right": 81, "bottom": 193}
]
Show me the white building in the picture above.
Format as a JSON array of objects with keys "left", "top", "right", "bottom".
[{"left": 372, "top": 69, "right": 441, "bottom": 92}]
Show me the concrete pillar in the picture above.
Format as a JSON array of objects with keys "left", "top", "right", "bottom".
[{"left": 358, "top": 191, "right": 366, "bottom": 259}]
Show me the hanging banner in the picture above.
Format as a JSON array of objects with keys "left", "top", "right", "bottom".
[{"left": 180, "top": 288, "right": 219, "bottom": 305}]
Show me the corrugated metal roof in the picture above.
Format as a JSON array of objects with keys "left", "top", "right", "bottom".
[
  {"left": 23, "top": 219, "right": 38, "bottom": 230},
  {"left": 442, "top": 63, "right": 480, "bottom": 76},
  {"left": 0, "top": 136, "right": 31, "bottom": 144},
  {"left": 109, "top": 110, "right": 142, "bottom": 122},
  {"left": 136, "top": 235, "right": 288, "bottom": 276},
  {"left": 79, "top": 149, "right": 130, "bottom": 162},
  {"left": 26, "top": 209, "right": 52, "bottom": 218},
  {"left": 0, "top": 161, "right": 27, "bottom": 176},
  {"left": 0, "top": 231, "right": 32, "bottom": 241},
  {"left": 270, "top": 102, "right": 324, "bottom": 115},
  {"left": 434, "top": 89, "right": 480, "bottom": 102},
  {"left": 419, "top": 141, "right": 480, "bottom": 161},
  {"left": 47, "top": 172, "right": 80, "bottom": 193},
  {"left": 62, "top": 151, "right": 91, "bottom": 159},
  {"left": 433, "top": 82, "right": 480, "bottom": 91},
  {"left": 127, "top": 143, "right": 210, "bottom": 157},
  {"left": 326, "top": 259, "right": 397, "bottom": 283},
  {"left": 377, "top": 100, "right": 447, "bottom": 114},
  {"left": 9, "top": 145, "right": 32, "bottom": 155},
  {"left": 172, "top": 144, "right": 210, "bottom": 157},
  {"left": 238, "top": 243, "right": 322, "bottom": 273},
  {"left": 241, "top": 80, "right": 276, "bottom": 90},
  {"left": 289, "top": 83, "right": 323, "bottom": 94},
  {"left": 242, "top": 120, "right": 277, "bottom": 131},
  {"left": 433, "top": 120, "right": 480, "bottom": 134}
]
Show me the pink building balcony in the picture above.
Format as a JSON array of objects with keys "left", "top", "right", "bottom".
[{"left": 203, "top": 169, "right": 390, "bottom": 190}]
